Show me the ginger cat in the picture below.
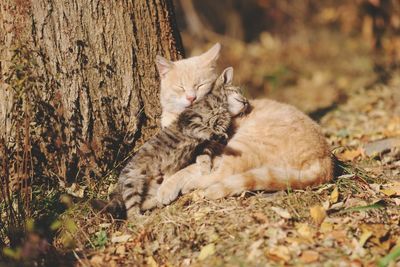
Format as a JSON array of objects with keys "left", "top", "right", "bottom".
[
  {"left": 157, "top": 43, "right": 221, "bottom": 128},
  {"left": 155, "top": 44, "right": 333, "bottom": 203}
]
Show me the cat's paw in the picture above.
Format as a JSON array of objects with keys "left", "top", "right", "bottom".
[
  {"left": 181, "top": 178, "right": 202, "bottom": 194},
  {"left": 156, "top": 181, "right": 181, "bottom": 205},
  {"left": 196, "top": 155, "right": 212, "bottom": 174},
  {"left": 202, "top": 183, "right": 229, "bottom": 199}
]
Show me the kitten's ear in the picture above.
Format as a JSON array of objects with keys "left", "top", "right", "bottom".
[
  {"left": 156, "top": 55, "right": 173, "bottom": 78},
  {"left": 221, "top": 67, "right": 234, "bottom": 85},
  {"left": 215, "top": 67, "right": 234, "bottom": 88},
  {"left": 199, "top": 43, "right": 221, "bottom": 67}
]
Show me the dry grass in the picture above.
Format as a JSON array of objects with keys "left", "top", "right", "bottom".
[{"left": 62, "top": 83, "right": 400, "bottom": 264}]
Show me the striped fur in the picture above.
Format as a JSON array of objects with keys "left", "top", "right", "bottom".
[{"left": 93, "top": 68, "right": 248, "bottom": 219}]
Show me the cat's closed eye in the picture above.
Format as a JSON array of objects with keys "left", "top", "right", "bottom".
[
  {"left": 175, "top": 85, "right": 185, "bottom": 92},
  {"left": 196, "top": 82, "right": 211, "bottom": 91}
]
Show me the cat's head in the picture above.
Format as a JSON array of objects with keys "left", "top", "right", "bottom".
[
  {"left": 214, "top": 67, "right": 249, "bottom": 117},
  {"left": 156, "top": 43, "right": 221, "bottom": 123}
]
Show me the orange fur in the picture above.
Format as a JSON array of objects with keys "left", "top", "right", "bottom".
[
  {"left": 179, "top": 99, "right": 333, "bottom": 198},
  {"left": 157, "top": 98, "right": 333, "bottom": 202},
  {"left": 155, "top": 44, "right": 332, "bottom": 203}
]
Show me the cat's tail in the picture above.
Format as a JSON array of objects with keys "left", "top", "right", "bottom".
[
  {"left": 91, "top": 169, "right": 151, "bottom": 220},
  {"left": 90, "top": 191, "right": 127, "bottom": 219},
  {"left": 182, "top": 157, "right": 333, "bottom": 199}
]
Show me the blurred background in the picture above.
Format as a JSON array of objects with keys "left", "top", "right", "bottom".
[{"left": 173, "top": 0, "right": 400, "bottom": 114}]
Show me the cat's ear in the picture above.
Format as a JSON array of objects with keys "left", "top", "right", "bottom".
[
  {"left": 215, "top": 67, "right": 234, "bottom": 88},
  {"left": 221, "top": 67, "right": 234, "bottom": 85},
  {"left": 156, "top": 55, "right": 173, "bottom": 78},
  {"left": 199, "top": 43, "right": 221, "bottom": 67}
]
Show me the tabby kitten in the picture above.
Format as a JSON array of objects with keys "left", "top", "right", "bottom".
[{"left": 95, "top": 68, "right": 248, "bottom": 219}]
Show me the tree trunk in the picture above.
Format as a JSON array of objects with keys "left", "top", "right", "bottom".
[{"left": 0, "top": 0, "right": 184, "bottom": 188}]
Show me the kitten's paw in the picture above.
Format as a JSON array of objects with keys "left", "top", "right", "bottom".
[
  {"left": 141, "top": 197, "right": 161, "bottom": 211},
  {"left": 203, "top": 183, "right": 229, "bottom": 199},
  {"left": 196, "top": 155, "right": 212, "bottom": 174},
  {"left": 196, "top": 154, "right": 211, "bottom": 165},
  {"left": 181, "top": 179, "right": 198, "bottom": 194},
  {"left": 156, "top": 181, "right": 181, "bottom": 205}
]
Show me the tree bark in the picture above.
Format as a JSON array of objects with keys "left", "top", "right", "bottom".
[{"left": 0, "top": 0, "right": 184, "bottom": 187}]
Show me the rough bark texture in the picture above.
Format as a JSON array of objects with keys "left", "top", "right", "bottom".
[{"left": 0, "top": 0, "right": 184, "bottom": 186}]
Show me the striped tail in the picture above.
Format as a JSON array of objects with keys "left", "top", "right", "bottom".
[
  {"left": 90, "top": 189, "right": 127, "bottom": 219},
  {"left": 119, "top": 169, "right": 147, "bottom": 218}
]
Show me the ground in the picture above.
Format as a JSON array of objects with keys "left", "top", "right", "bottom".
[{"left": 54, "top": 30, "right": 400, "bottom": 267}]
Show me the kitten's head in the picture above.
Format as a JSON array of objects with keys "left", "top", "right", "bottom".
[
  {"left": 156, "top": 43, "right": 221, "bottom": 117},
  {"left": 214, "top": 67, "right": 249, "bottom": 117}
]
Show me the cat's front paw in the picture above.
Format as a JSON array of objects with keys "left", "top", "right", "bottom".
[
  {"left": 196, "top": 155, "right": 212, "bottom": 174},
  {"left": 202, "top": 182, "right": 229, "bottom": 199},
  {"left": 181, "top": 178, "right": 200, "bottom": 194},
  {"left": 157, "top": 180, "right": 181, "bottom": 205}
]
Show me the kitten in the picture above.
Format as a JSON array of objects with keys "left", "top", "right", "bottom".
[
  {"left": 93, "top": 68, "right": 248, "bottom": 219},
  {"left": 156, "top": 65, "right": 333, "bottom": 204}
]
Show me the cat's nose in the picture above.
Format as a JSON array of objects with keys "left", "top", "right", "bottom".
[{"left": 186, "top": 95, "right": 196, "bottom": 103}]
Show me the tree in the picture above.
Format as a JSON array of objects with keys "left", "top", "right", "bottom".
[{"left": 0, "top": 0, "right": 184, "bottom": 191}]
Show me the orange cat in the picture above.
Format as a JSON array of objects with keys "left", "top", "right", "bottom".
[{"left": 155, "top": 45, "right": 333, "bottom": 204}]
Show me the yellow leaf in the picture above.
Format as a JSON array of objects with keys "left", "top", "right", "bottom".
[
  {"left": 198, "top": 243, "right": 215, "bottom": 260},
  {"left": 381, "top": 188, "right": 396, "bottom": 196},
  {"left": 338, "top": 148, "right": 363, "bottom": 161},
  {"left": 330, "top": 187, "right": 339, "bottom": 204},
  {"left": 310, "top": 205, "right": 326, "bottom": 225},
  {"left": 320, "top": 222, "right": 334, "bottom": 233},
  {"left": 147, "top": 256, "right": 158, "bottom": 267},
  {"left": 359, "top": 230, "right": 373, "bottom": 247},
  {"left": 381, "top": 183, "right": 400, "bottom": 196},
  {"left": 296, "top": 223, "right": 315, "bottom": 240},
  {"left": 300, "top": 250, "right": 319, "bottom": 263},
  {"left": 268, "top": 245, "right": 291, "bottom": 262}
]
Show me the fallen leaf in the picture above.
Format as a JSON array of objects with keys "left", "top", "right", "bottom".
[
  {"left": 310, "top": 205, "right": 326, "bottom": 225},
  {"left": 320, "top": 221, "right": 334, "bottom": 233},
  {"left": 330, "top": 187, "right": 339, "bottom": 203},
  {"left": 381, "top": 188, "right": 396, "bottom": 197},
  {"left": 147, "top": 256, "right": 158, "bottom": 267},
  {"left": 271, "top": 207, "right": 292, "bottom": 219},
  {"left": 267, "top": 245, "right": 291, "bottom": 262},
  {"left": 381, "top": 182, "right": 400, "bottom": 196},
  {"left": 300, "top": 250, "right": 319, "bottom": 263},
  {"left": 359, "top": 230, "right": 373, "bottom": 247},
  {"left": 328, "top": 230, "right": 347, "bottom": 243},
  {"left": 338, "top": 148, "right": 364, "bottom": 161},
  {"left": 90, "top": 255, "right": 104, "bottom": 266},
  {"left": 115, "top": 245, "right": 126, "bottom": 256},
  {"left": 296, "top": 223, "right": 315, "bottom": 240},
  {"left": 363, "top": 137, "right": 400, "bottom": 156},
  {"left": 252, "top": 212, "right": 269, "bottom": 223},
  {"left": 111, "top": 234, "right": 131, "bottom": 243},
  {"left": 198, "top": 243, "right": 215, "bottom": 260}
]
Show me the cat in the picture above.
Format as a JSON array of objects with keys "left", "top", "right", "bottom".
[
  {"left": 157, "top": 43, "right": 221, "bottom": 128},
  {"left": 155, "top": 45, "right": 333, "bottom": 204},
  {"left": 92, "top": 67, "right": 249, "bottom": 219}
]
